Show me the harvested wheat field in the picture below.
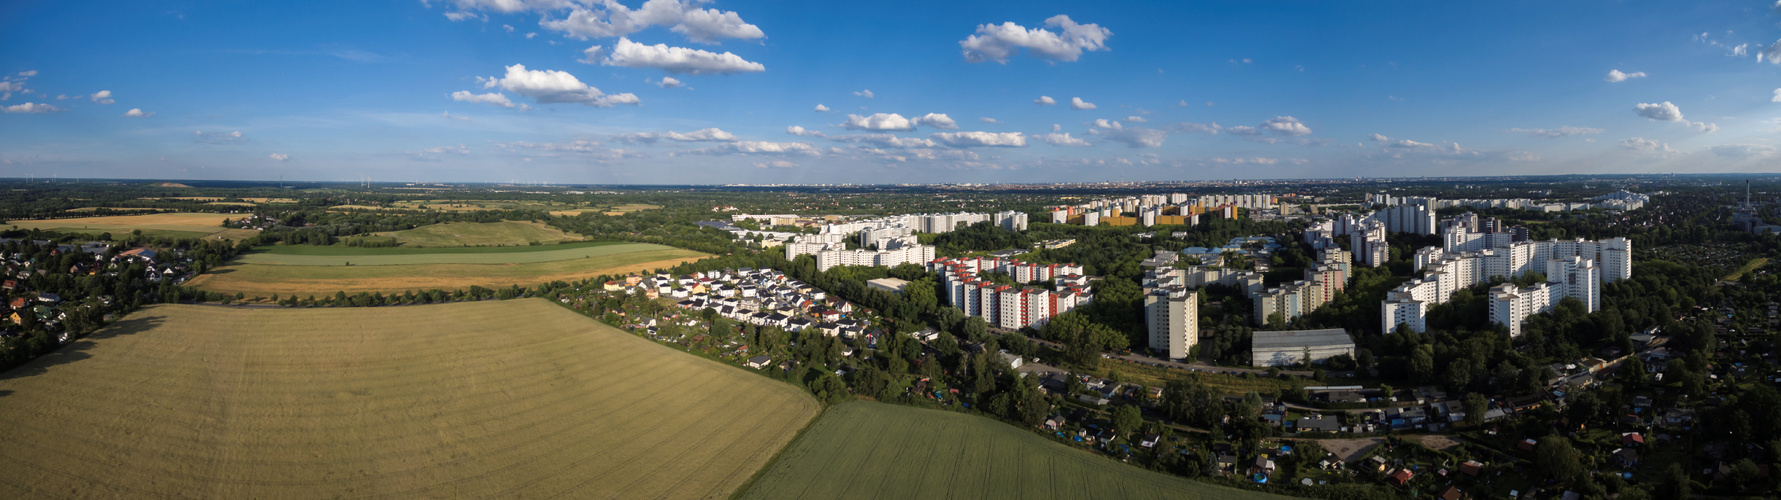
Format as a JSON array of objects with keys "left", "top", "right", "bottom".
[
  {"left": 5, "top": 213, "right": 242, "bottom": 239},
  {"left": 186, "top": 245, "right": 708, "bottom": 297},
  {"left": 0, "top": 299, "right": 819, "bottom": 499}
]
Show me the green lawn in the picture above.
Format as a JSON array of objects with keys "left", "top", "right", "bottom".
[
  {"left": 740, "top": 401, "right": 1292, "bottom": 500},
  {"left": 239, "top": 241, "right": 660, "bottom": 266},
  {"left": 1723, "top": 257, "right": 1769, "bottom": 281}
]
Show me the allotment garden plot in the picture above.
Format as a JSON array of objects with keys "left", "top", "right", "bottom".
[
  {"left": 741, "top": 402, "right": 1292, "bottom": 500},
  {"left": 185, "top": 241, "right": 708, "bottom": 297},
  {"left": 0, "top": 299, "right": 819, "bottom": 499}
]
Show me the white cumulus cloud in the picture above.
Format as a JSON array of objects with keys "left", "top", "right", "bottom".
[
  {"left": 532, "top": 0, "right": 765, "bottom": 44},
  {"left": 930, "top": 131, "right": 1027, "bottom": 147},
  {"left": 1508, "top": 126, "right": 1603, "bottom": 138},
  {"left": 979, "top": 117, "right": 1001, "bottom": 124},
  {"left": 1773, "top": 89, "right": 1781, "bottom": 103},
  {"left": 831, "top": 134, "right": 938, "bottom": 148},
  {"left": 1124, "top": 115, "right": 1147, "bottom": 123},
  {"left": 451, "top": 90, "right": 519, "bottom": 108},
  {"left": 612, "top": 127, "right": 737, "bottom": 144},
  {"left": 1172, "top": 122, "right": 1221, "bottom": 135},
  {"left": 1634, "top": 101, "right": 1715, "bottom": 132},
  {"left": 1258, "top": 116, "right": 1312, "bottom": 136},
  {"left": 1618, "top": 137, "right": 1675, "bottom": 153},
  {"left": 192, "top": 130, "right": 245, "bottom": 144},
  {"left": 2, "top": 102, "right": 61, "bottom": 114},
  {"left": 814, "top": 103, "right": 829, "bottom": 112},
  {"left": 89, "top": 90, "right": 114, "bottom": 104},
  {"left": 691, "top": 141, "right": 822, "bottom": 156},
  {"left": 1069, "top": 97, "right": 1095, "bottom": 110},
  {"left": 1087, "top": 121, "right": 1166, "bottom": 148},
  {"left": 840, "top": 113, "right": 914, "bottom": 131},
  {"left": 269, "top": 153, "right": 290, "bottom": 161},
  {"left": 482, "top": 64, "right": 638, "bottom": 107},
  {"left": 1604, "top": 69, "right": 1646, "bottom": 82},
  {"left": 960, "top": 15, "right": 1111, "bottom": 63},
  {"left": 1034, "top": 95, "right": 1056, "bottom": 105},
  {"left": 122, "top": 108, "right": 154, "bottom": 118},
  {"left": 598, "top": 38, "right": 764, "bottom": 75},
  {"left": 786, "top": 125, "right": 824, "bottom": 137},
  {"left": 914, "top": 113, "right": 958, "bottom": 129},
  {"left": 1035, "top": 132, "right": 1090, "bottom": 146},
  {"left": 854, "top": 89, "right": 874, "bottom": 99},
  {"left": 753, "top": 160, "right": 797, "bottom": 169}
]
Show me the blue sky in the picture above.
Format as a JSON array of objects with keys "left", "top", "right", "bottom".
[{"left": 4, "top": 0, "right": 1781, "bottom": 184}]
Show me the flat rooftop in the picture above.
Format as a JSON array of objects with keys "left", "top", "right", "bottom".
[{"left": 1252, "top": 328, "right": 1355, "bottom": 350}]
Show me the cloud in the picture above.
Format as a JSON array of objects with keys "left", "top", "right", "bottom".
[
  {"left": 1069, "top": 97, "right": 1095, "bottom": 110},
  {"left": 1172, "top": 122, "right": 1221, "bottom": 135},
  {"left": 482, "top": 64, "right": 638, "bottom": 107},
  {"left": 442, "top": 111, "right": 471, "bottom": 121},
  {"left": 1618, "top": 137, "right": 1676, "bottom": 153},
  {"left": 89, "top": 90, "right": 114, "bottom": 104},
  {"left": 531, "top": 0, "right": 764, "bottom": 44},
  {"left": 423, "top": 144, "right": 471, "bottom": 154},
  {"left": 611, "top": 127, "right": 737, "bottom": 143},
  {"left": 1258, "top": 116, "right": 1312, "bottom": 136},
  {"left": 122, "top": 108, "right": 154, "bottom": 118},
  {"left": 1774, "top": 89, "right": 1781, "bottom": 103},
  {"left": 2, "top": 102, "right": 61, "bottom": 114},
  {"left": 840, "top": 113, "right": 952, "bottom": 131},
  {"left": 914, "top": 113, "right": 958, "bottom": 129},
  {"left": 1226, "top": 125, "right": 1259, "bottom": 136},
  {"left": 1034, "top": 95, "right": 1056, "bottom": 105},
  {"left": 1508, "top": 126, "right": 1603, "bottom": 138},
  {"left": 1633, "top": 101, "right": 1683, "bottom": 121},
  {"left": 830, "top": 133, "right": 937, "bottom": 148},
  {"left": 690, "top": 141, "right": 822, "bottom": 156},
  {"left": 597, "top": 38, "right": 764, "bottom": 75},
  {"left": 269, "top": 153, "right": 290, "bottom": 161},
  {"left": 496, "top": 139, "right": 646, "bottom": 160},
  {"left": 853, "top": 89, "right": 874, "bottom": 99},
  {"left": 1034, "top": 132, "right": 1090, "bottom": 146},
  {"left": 959, "top": 15, "right": 1111, "bottom": 63},
  {"left": 813, "top": 104, "right": 829, "bottom": 112},
  {"left": 930, "top": 131, "right": 1027, "bottom": 147},
  {"left": 653, "top": 76, "right": 684, "bottom": 88},
  {"left": 979, "top": 117, "right": 1000, "bottom": 124},
  {"left": 1124, "top": 115, "right": 1147, "bottom": 123},
  {"left": 786, "top": 125, "right": 824, "bottom": 137},
  {"left": 1633, "top": 101, "right": 1715, "bottom": 132},
  {"left": 193, "top": 130, "right": 245, "bottom": 144},
  {"left": 443, "top": 11, "right": 486, "bottom": 22},
  {"left": 1763, "top": 39, "right": 1781, "bottom": 63},
  {"left": 579, "top": 44, "right": 605, "bottom": 64},
  {"left": 753, "top": 160, "right": 797, "bottom": 169},
  {"left": 1710, "top": 144, "right": 1776, "bottom": 158},
  {"left": 451, "top": 90, "right": 519, "bottom": 108},
  {"left": 1604, "top": 69, "right": 1646, "bottom": 82},
  {"left": 1087, "top": 120, "right": 1166, "bottom": 148}
]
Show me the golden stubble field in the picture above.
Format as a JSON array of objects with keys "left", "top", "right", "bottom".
[{"left": 0, "top": 299, "right": 819, "bottom": 499}]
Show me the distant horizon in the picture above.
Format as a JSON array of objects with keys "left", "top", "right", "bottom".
[
  {"left": 1, "top": 171, "right": 1775, "bottom": 189},
  {"left": 7, "top": 0, "right": 1781, "bottom": 183}
]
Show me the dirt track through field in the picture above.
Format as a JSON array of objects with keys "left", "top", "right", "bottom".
[{"left": 0, "top": 299, "right": 818, "bottom": 499}]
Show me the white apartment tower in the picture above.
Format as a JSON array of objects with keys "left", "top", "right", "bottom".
[{"left": 1145, "top": 287, "right": 1198, "bottom": 360}]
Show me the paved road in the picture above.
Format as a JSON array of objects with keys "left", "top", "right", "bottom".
[{"left": 987, "top": 325, "right": 1318, "bottom": 378}]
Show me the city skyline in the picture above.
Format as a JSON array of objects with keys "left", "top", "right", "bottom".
[{"left": 6, "top": 0, "right": 1781, "bottom": 184}]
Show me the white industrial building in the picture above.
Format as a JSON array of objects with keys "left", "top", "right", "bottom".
[{"left": 1251, "top": 329, "right": 1356, "bottom": 367}]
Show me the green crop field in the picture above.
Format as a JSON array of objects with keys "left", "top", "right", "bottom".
[
  {"left": 239, "top": 241, "right": 653, "bottom": 266},
  {"left": 187, "top": 245, "right": 709, "bottom": 297},
  {"left": 372, "top": 220, "right": 584, "bottom": 247},
  {"left": 0, "top": 299, "right": 819, "bottom": 498},
  {"left": 741, "top": 402, "right": 1292, "bottom": 500}
]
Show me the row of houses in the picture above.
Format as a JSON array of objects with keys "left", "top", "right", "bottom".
[{"left": 652, "top": 267, "right": 873, "bottom": 339}]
